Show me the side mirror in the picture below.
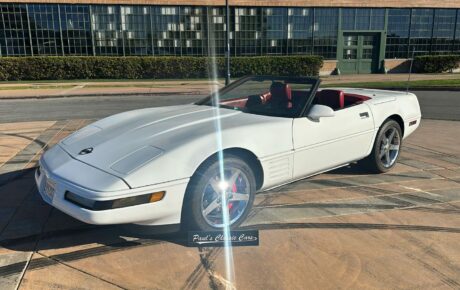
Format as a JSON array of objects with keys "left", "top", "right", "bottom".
[{"left": 307, "top": 104, "right": 335, "bottom": 121}]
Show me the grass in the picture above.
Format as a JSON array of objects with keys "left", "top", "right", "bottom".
[
  {"left": 0, "top": 82, "right": 221, "bottom": 91},
  {"left": 0, "top": 78, "right": 225, "bottom": 91},
  {"left": 0, "top": 77, "right": 459, "bottom": 91},
  {"left": 0, "top": 78, "right": 225, "bottom": 84},
  {"left": 0, "top": 85, "right": 76, "bottom": 90},
  {"left": 323, "top": 78, "right": 460, "bottom": 89}
]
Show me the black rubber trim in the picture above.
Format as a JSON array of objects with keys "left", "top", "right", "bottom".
[{"left": 64, "top": 191, "right": 164, "bottom": 211}]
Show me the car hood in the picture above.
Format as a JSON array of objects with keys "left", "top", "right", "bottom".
[{"left": 59, "top": 104, "right": 242, "bottom": 176}]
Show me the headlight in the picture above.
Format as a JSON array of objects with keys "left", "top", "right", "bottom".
[{"left": 65, "top": 191, "right": 165, "bottom": 210}]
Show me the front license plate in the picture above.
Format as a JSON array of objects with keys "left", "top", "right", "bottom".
[{"left": 44, "top": 178, "right": 56, "bottom": 201}]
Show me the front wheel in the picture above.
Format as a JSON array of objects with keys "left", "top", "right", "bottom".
[
  {"left": 183, "top": 155, "right": 256, "bottom": 231},
  {"left": 364, "top": 119, "right": 402, "bottom": 173}
]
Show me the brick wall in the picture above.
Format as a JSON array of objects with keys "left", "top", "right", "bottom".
[
  {"left": 385, "top": 59, "right": 411, "bottom": 73},
  {"left": 320, "top": 60, "right": 338, "bottom": 76},
  {"left": 2, "top": 0, "right": 460, "bottom": 8}
]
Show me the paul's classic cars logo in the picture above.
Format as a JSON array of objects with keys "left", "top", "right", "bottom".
[
  {"left": 188, "top": 230, "right": 259, "bottom": 247},
  {"left": 78, "top": 147, "right": 93, "bottom": 155}
]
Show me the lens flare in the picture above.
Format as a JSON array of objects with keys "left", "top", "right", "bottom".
[
  {"left": 218, "top": 181, "right": 229, "bottom": 191},
  {"left": 207, "top": 28, "right": 236, "bottom": 290}
]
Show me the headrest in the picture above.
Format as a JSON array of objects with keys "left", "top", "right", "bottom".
[
  {"left": 317, "top": 89, "right": 345, "bottom": 110},
  {"left": 245, "top": 94, "right": 263, "bottom": 108},
  {"left": 270, "top": 82, "right": 292, "bottom": 109}
]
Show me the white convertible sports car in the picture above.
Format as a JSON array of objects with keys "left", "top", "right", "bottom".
[{"left": 36, "top": 76, "right": 421, "bottom": 230}]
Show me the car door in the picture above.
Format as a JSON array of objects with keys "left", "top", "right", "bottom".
[{"left": 292, "top": 103, "right": 375, "bottom": 179}]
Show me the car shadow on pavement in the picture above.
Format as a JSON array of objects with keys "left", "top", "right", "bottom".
[
  {"left": 1, "top": 167, "right": 460, "bottom": 257},
  {"left": 327, "top": 163, "right": 371, "bottom": 175}
]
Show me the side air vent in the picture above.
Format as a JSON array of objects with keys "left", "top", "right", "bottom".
[{"left": 266, "top": 157, "right": 291, "bottom": 181}]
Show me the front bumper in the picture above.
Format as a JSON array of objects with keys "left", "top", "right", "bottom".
[{"left": 35, "top": 147, "right": 189, "bottom": 226}]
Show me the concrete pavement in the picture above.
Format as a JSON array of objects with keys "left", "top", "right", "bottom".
[{"left": 0, "top": 118, "right": 459, "bottom": 289}]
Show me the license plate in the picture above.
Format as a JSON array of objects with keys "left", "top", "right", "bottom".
[{"left": 44, "top": 178, "right": 56, "bottom": 200}]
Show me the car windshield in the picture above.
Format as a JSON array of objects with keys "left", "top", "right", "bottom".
[{"left": 197, "top": 76, "right": 319, "bottom": 118}]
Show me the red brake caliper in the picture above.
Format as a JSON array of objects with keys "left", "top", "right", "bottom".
[{"left": 228, "top": 182, "right": 237, "bottom": 210}]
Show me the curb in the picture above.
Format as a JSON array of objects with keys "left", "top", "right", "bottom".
[{"left": 0, "top": 90, "right": 207, "bottom": 100}]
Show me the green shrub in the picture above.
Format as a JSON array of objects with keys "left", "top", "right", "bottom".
[
  {"left": 414, "top": 55, "right": 460, "bottom": 73},
  {"left": 0, "top": 55, "right": 323, "bottom": 81}
]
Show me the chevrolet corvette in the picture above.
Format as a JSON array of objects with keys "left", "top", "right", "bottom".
[{"left": 36, "top": 76, "right": 421, "bottom": 230}]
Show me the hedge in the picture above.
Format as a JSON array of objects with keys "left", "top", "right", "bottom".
[
  {"left": 413, "top": 55, "right": 460, "bottom": 73},
  {"left": 0, "top": 56, "right": 323, "bottom": 81}
]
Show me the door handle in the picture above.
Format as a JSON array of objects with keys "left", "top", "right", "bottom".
[{"left": 359, "top": 112, "right": 369, "bottom": 118}]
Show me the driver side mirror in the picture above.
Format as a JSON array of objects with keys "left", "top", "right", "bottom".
[{"left": 307, "top": 104, "right": 335, "bottom": 121}]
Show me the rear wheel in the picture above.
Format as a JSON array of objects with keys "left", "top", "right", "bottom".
[
  {"left": 364, "top": 119, "right": 402, "bottom": 173},
  {"left": 183, "top": 155, "right": 256, "bottom": 231}
]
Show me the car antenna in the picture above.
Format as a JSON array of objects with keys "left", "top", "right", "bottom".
[{"left": 406, "top": 47, "right": 416, "bottom": 94}]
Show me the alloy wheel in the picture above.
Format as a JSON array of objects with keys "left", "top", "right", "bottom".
[
  {"left": 200, "top": 167, "right": 250, "bottom": 228},
  {"left": 379, "top": 126, "right": 401, "bottom": 168}
]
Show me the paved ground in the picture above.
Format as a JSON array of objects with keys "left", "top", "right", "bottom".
[
  {"left": 0, "top": 84, "right": 460, "bottom": 289},
  {"left": 0, "top": 90, "right": 459, "bottom": 123},
  {"left": 0, "top": 73, "right": 458, "bottom": 99},
  {"left": 0, "top": 115, "right": 460, "bottom": 289}
]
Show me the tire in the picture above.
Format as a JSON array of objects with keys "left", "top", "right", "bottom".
[
  {"left": 363, "top": 119, "right": 402, "bottom": 173},
  {"left": 182, "top": 154, "right": 256, "bottom": 231}
]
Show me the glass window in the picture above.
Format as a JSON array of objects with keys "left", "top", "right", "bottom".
[
  {"left": 263, "top": 8, "right": 287, "bottom": 55},
  {"left": 362, "top": 48, "right": 373, "bottom": 59},
  {"left": 152, "top": 6, "right": 206, "bottom": 56},
  {"left": 28, "top": 4, "right": 62, "bottom": 56},
  {"left": 455, "top": 9, "right": 460, "bottom": 53},
  {"left": 91, "top": 5, "right": 122, "bottom": 55},
  {"left": 287, "top": 8, "right": 313, "bottom": 55},
  {"left": 152, "top": 6, "right": 177, "bottom": 55},
  {"left": 355, "top": 9, "right": 371, "bottom": 30},
  {"left": 410, "top": 9, "right": 434, "bottom": 55},
  {"left": 432, "top": 9, "right": 456, "bottom": 55},
  {"left": 411, "top": 9, "right": 434, "bottom": 38},
  {"left": 371, "top": 9, "right": 385, "bottom": 30},
  {"left": 363, "top": 35, "right": 375, "bottom": 46},
  {"left": 343, "top": 49, "right": 357, "bottom": 59},
  {"left": 344, "top": 35, "right": 358, "bottom": 46},
  {"left": 234, "top": 7, "right": 261, "bottom": 56},
  {"left": 313, "top": 8, "right": 338, "bottom": 59},
  {"left": 60, "top": 5, "right": 93, "bottom": 56},
  {"left": 386, "top": 9, "right": 411, "bottom": 58},
  {"left": 121, "top": 6, "right": 152, "bottom": 56},
  {"left": 342, "top": 8, "right": 384, "bottom": 31},
  {"left": 206, "top": 7, "right": 226, "bottom": 56},
  {"left": 0, "top": 4, "right": 32, "bottom": 56},
  {"left": 180, "top": 7, "right": 205, "bottom": 56},
  {"left": 342, "top": 9, "right": 355, "bottom": 30}
]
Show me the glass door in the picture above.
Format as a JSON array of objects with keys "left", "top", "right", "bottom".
[{"left": 340, "top": 33, "right": 380, "bottom": 74}]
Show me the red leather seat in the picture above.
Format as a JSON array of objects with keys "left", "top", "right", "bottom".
[
  {"left": 270, "top": 82, "right": 293, "bottom": 109},
  {"left": 316, "top": 89, "right": 345, "bottom": 110}
]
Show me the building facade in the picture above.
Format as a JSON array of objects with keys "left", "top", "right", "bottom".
[{"left": 1, "top": 1, "right": 460, "bottom": 74}]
